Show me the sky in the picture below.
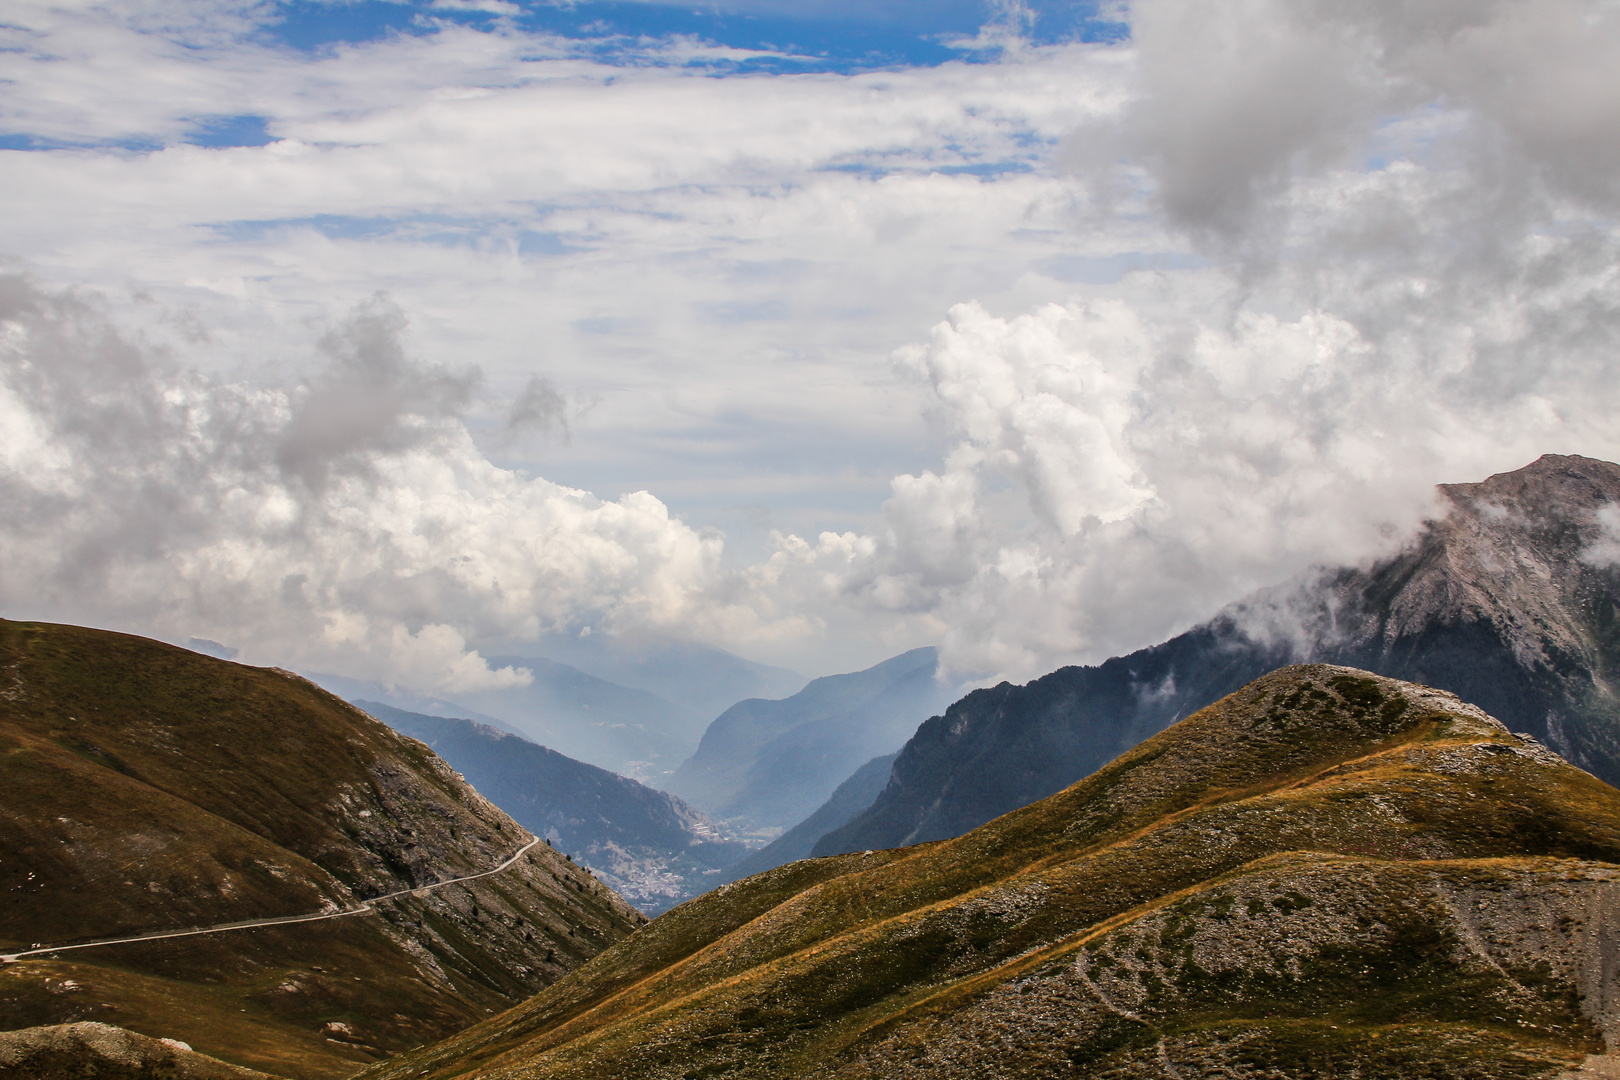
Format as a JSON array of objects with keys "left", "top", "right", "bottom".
[{"left": 3, "top": 0, "right": 1620, "bottom": 694}]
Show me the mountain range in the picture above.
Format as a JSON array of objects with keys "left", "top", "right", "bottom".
[
  {"left": 665, "top": 646, "right": 953, "bottom": 837},
  {"left": 357, "top": 703, "right": 746, "bottom": 913},
  {"left": 717, "top": 752, "right": 898, "bottom": 883},
  {"left": 0, "top": 620, "right": 642, "bottom": 1079},
  {"left": 510, "top": 633, "right": 805, "bottom": 725},
  {"left": 814, "top": 453, "right": 1620, "bottom": 858},
  {"left": 357, "top": 665, "right": 1620, "bottom": 1079}
]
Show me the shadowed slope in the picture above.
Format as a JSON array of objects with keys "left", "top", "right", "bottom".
[
  {"left": 358, "top": 665, "right": 1620, "bottom": 1080},
  {"left": 0, "top": 620, "right": 642, "bottom": 1079}
]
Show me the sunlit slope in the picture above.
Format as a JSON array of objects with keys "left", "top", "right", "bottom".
[
  {"left": 0, "top": 619, "right": 642, "bottom": 1079},
  {"left": 361, "top": 665, "right": 1620, "bottom": 1080}
]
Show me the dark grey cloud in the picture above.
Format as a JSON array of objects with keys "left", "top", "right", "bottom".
[
  {"left": 505, "top": 374, "right": 570, "bottom": 443},
  {"left": 277, "top": 294, "right": 480, "bottom": 487}
]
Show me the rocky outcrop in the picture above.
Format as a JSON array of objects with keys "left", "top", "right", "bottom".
[{"left": 0, "top": 1021, "right": 283, "bottom": 1079}]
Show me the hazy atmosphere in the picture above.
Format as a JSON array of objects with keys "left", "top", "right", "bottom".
[{"left": 5, "top": 0, "right": 1619, "bottom": 693}]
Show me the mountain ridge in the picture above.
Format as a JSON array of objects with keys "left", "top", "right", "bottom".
[
  {"left": 666, "top": 646, "right": 952, "bottom": 834},
  {"left": 816, "top": 453, "right": 1620, "bottom": 856}
]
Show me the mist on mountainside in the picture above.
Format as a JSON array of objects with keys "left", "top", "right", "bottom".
[{"left": 814, "top": 454, "right": 1620, "bottom": 858}]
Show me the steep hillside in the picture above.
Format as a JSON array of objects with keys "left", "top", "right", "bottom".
[
  {"left": 0, "top": 620, "right": 643, "bottom": 1079},
  {"left": 819, "top": 453, "right": 1620, "bottom": 855},
  {"left": 360, "top": 703, "right": 747, "bottom": 913},
  {"left": 356, "top": 666, "right": 1620, "bottom": 1080},
  {"left": 667, "top": 648, "right": 952, "bottom": 834}
]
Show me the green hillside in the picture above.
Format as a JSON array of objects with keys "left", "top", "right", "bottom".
[
  {"left": 0, "top": 619, "right": 643, "bottom": 1079},
  {"left": 360, "top": 665, "right": 1620, "bottom": 1080}
]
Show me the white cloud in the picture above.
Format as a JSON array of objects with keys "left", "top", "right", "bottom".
[{"left": 0, "top": 280, "right": 793, "bottom": 691}]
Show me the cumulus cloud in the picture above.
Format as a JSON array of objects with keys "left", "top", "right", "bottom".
[
  {"left": 0, "top": 276, "right": 793, "bottom": 691},
  {"left": 790, "top": 0, "right": 1620, "bottom": 680}
]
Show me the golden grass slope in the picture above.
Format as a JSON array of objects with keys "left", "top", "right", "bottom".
[
  {"left": 0, "top": 619, "right": 644, "bottom": 1079},
  {"left": 361, "top": 664, "right": 1620, "bottom": 1080}
]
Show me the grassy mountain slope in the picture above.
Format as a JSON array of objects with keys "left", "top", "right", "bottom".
[
  {"left": 667, "top": 647, "right": 951, "bottom": 834},
  {"left": 818, "top": 453, "right": 1620, "bottom": 857},
  {"left": 358, "top": 665, "right": 1620, "bottom": 1080},
  {"left": 359, "top": 703, "right": 747, "bottom": 913},
  {"left": 0, "top": 620, "right": 643, "bottom": 1079}
]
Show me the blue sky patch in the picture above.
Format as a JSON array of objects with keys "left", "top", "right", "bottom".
[
  {"left": 185, "top": 115, "right": 276, "bottom": 148},
  {"left": 265, "top": 0, "right": 1128, "bottom": 72}
]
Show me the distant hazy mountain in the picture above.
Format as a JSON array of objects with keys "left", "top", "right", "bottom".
[
  {"left": 0, "top": 619, "right": 640, "bottom": 1079},
  {"left": 665, "top": 647, "right": 954, "bottom": 835},
  {"left": 817, "top": 454, "right": 1620, "bottom": 856},
  {"left": 465, "top": 655, "right": 707, "bottom": 781},
  {"left": 718, "top": 752, "right": 896, "bottom": 883},
  {"left": 365, "top": 666, "right": 1620, "bottom": 1080},
  {"left": 513, "top": 633, "right": 805, "bottom": 725},
  {"left": 311, "top": 641, "right": 801, "bottom": 787},
  {"left": 359, "top": 702, "right": 748, "bottom": 913},
  {"left": 305, "top": 671, "right": 523, "bottom": 732}
]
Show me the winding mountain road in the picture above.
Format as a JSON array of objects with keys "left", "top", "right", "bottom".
[{"left": 0, "top": 836, "right": 543, "bottom": 964}]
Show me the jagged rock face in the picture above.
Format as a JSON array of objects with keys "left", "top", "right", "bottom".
[
  {"left": 0, "top": 619, "right": 644, "bottom": 1080},
  {"left": 817, "top": 454, "right": 1620, "bottom": 856},
  {"left": 0, "top": 1021, "right": 283, "bottom": 1080},
  {"left": 353, "top": 666, "right": 1620, "bottom": 1080},
  {"left": 1302, "top": 454, "right": 1620, "bottom": 773}
]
